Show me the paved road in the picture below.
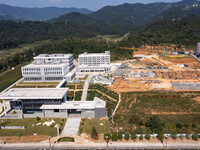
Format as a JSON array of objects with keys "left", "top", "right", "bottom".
[
  {"left": 191, "top": 54, "right": 200, "bottom": 63},
  {"left": 1, "top": 141, "right": 200, "bottom": 149},
  {"left": 81, "top": 74, "right": 93, "bottom": 101},
  {"left": 61, "top": 114, "right": 81, "bottom": 135}
]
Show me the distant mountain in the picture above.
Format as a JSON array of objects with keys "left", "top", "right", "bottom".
[
  {"left": 87, "top": 0, "right": 200, "bottom": 32},
  {"left": 0, "top": 4, "right": 92, "bottom": 21}
]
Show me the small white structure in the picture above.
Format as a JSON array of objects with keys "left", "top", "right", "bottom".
[
  {"left": 90, "top": 75, "right": 114, "bottom": 85},
  {"left": 77, "top": 51, "right": 110, "bottom": 72},
  {"left": 21, "top": 54, "right": 74, "bottom": 82}
]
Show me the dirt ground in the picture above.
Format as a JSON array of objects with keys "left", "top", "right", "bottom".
[
  {"left": 134, "top": 51, "right": 155, "bottom": 56},
  {"left": 0, "top": 135, "right": 48, "bottom": 143},
  {"left": 170, "top": 58, "right": 200, "bottom": 68}
]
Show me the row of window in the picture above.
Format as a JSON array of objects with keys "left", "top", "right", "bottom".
[
  {"left": 23, "top": 72, "right": 41, "bottom": 75},
  {"left": 23, "top": 68, "right": 40, "bottom": 71},
  {"left": 44, "top": 68, "right": 62, "bottom": 71},
  {"left": 44, "top": 72, "right": 63, "bottom": 75},
  {"left": 24, "top": 77, "right": 42, "bottom": 81},
  {"left": 45, "top": 77, "right": 63, "bottom": 80}
]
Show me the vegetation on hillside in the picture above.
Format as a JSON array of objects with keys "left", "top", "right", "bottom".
[{"left": 120, "top": 16, "right": 200, "bottom": 48}]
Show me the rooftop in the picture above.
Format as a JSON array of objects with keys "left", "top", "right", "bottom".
[
  {"left": 79, "top": 51, "right": 110, "bottom": 57},
  {"left": 0, "top": 88, "right": 69, "bottom": 100},
  {"left": 22, "top": 62, "right": 67, "bottom": 68},
  {"left": 34, "top": 54, "right": 73, "bottom": 59},
  {"left": 40, "top": 97, "right": 106, "bottom": 109}
]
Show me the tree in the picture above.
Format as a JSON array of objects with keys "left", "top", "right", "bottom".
[
  {"left": 176, "top": 122, "right": 183, "bottom": 129},
  {"left": 171, "top": 132, "right": 177, "bottom": 140},
  {"left": 139, "top": 135, "right": 143, "bottom": 140},
  {"left": 192, "top": 133, "right": 199, "bottom": 141},
  {"left": 124, "top": 132, "right": 130, "bottom": 141},
  {"left": 118, "top": 132, "right": 123, "bottom": 140},
  {"left": 91, "top": 127, "right": 98, "bottom": 140},
  {"left": 131, "top": 132, "right": 137, "bottom": 141},
  {"left": 111, "top": 133, "right": 118, "bottom": 141},
  {"left": 145, "top": 116, "right": 165, "bottom": 133},
  {"left": 139, "top": 120, "right": 144, "bottom": 126},
  {"left": 186, "top": 134, "right": 191, "bottom": 139},
  {"left": 145, "top": 133, "right": 151, "bottom": 140},
  {"left": 104, "top": 133, "right": 111, "bottom": 140},
  {"left": 157, "top": 132, "right": 164, "bottom": 141}
]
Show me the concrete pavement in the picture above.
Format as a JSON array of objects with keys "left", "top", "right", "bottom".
[
  {"left": 81, "top": 74, "right": 93, "bottom": 101},
  {"left": 61, "top": 114, "right": 81, "bottom": 135}
]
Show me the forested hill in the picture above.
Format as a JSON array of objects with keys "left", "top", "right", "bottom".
[
  {"left": 0, "top": 20, "right": 95, "bottom": 50},
  {"left": 87, "top": 0, "right": 200, "bottom": 32},
  {"left": 152, "top": 5, "right": 200, "bottom": 22},
  {"left": 0, "top": 4, "right": 92, "bottom": 21},
  {"left": 1, "top": 0, "right": 200, "bottom": 50},
  {"left": 120, "top": 16, "right": 200, "bottom": 48}
]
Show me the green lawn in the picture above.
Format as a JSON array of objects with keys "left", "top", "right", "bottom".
[
  {"left": 79, "top": 118, "right": 110, "bottom": 134},
  {"left": 58, "top": 137, "right": 74, "bottom": 142},
  {"left": 0, "top": 67, "right": 22, "bottom": 92},
  {"left": 74, "top": 91, "right": 83, "bottom": 101},
  {"left": 0, "top": 118, "right": 66, "bottom": 137}
]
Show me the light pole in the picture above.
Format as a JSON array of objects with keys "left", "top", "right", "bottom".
[
  {"left": 161, "top": 136, "right": 168, "bottom": 150},
  {"left": 105, "top": 136, "right": 109, "bottom": 150},
  {"left": 48, "top": 136, "right": 52, "bottom": 150}
]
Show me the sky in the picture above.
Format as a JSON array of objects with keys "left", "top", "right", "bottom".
[{"left": 0, "top": 0, "right": 181, "bottom": 11}]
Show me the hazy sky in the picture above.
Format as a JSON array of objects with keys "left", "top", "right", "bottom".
[{"left": 0, "top": 0, "right": 181, "bottom": 11}]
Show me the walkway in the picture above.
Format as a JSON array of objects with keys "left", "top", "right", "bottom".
[
  {"left": 62, "top": 114, "right": 81, "bottom": 135},
  {"left": 81, "top": 74, "right": 93, "bottom": 101}
]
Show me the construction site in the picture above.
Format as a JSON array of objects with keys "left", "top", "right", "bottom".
[{"left": 109, "top": 45, "right": 200, "bottom": 92}]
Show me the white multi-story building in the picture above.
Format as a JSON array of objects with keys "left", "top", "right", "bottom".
[
  {"left": 22, "top": 54, "right": 74, "bottom": 82},
  {"left": 77, "top": 51, "right": 110, "bottom": 72}
]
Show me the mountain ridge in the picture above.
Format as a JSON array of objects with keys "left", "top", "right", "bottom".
[{"left": 0, "top": 4, "right": 92, "bottom": 21}]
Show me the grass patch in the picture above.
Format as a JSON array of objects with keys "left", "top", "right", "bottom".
[
  {"left": 89, "top": 84, "right": 119, "bottom": 100},
  {"left": 78, "top": 75, "right": 88, "bottom": 80},
  {"left": 113, "top": 91, "right": 200, "bottom": 133},
  {"left": 74, "top": 91, "right": 82, "bottom": 101},
  {"left": 0, "top": 118, "right": 66, "bottom": 137},
  {"left": 58, "top": 137, "right": 74, "bottom": 142},
  {"left": 87, "top": 91, "right": 103, "bottom": 101},
  {"left": 79, "top": 118, "right": 110, "bottom": 134},
  {"left": 66, "top": 84, "right": 75, "bottom": 89},
  {"left": 67, "top": 91, "right": 74, "bottom": 101},
  {"left": 0, "top": 67, "right": 22, "bottom": 92}
]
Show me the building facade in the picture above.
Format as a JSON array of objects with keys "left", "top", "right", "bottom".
[
  {"left": 21, "top": 54, "right": 74, "bottom": 82},
  {"left": 77, "top": 51, "right": 110, "bottom": 72},
  {"left": 0, "top": 88, "right": 106, "bottom": 119}
]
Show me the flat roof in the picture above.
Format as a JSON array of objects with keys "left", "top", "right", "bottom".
[
  {"left": 79, "top": 51, "right": 110, "bottom": 57},
  {"left": 34, "top": 54, "right": 73, "bottom": 59},
  {"left": 0, "top": 88, "right": 69, "bottom": 100},
  {"left": 40, "top": 101, "right": 96, "bottom": 109},
  {"left": 40, "top": 97, "right": 106, "bottom": 110},
  {"left": 78, "top": 65, "right": 110, "bottom": 68},
  {"left": 22, "top": 63, "right": 67, "bottom": 68}
]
